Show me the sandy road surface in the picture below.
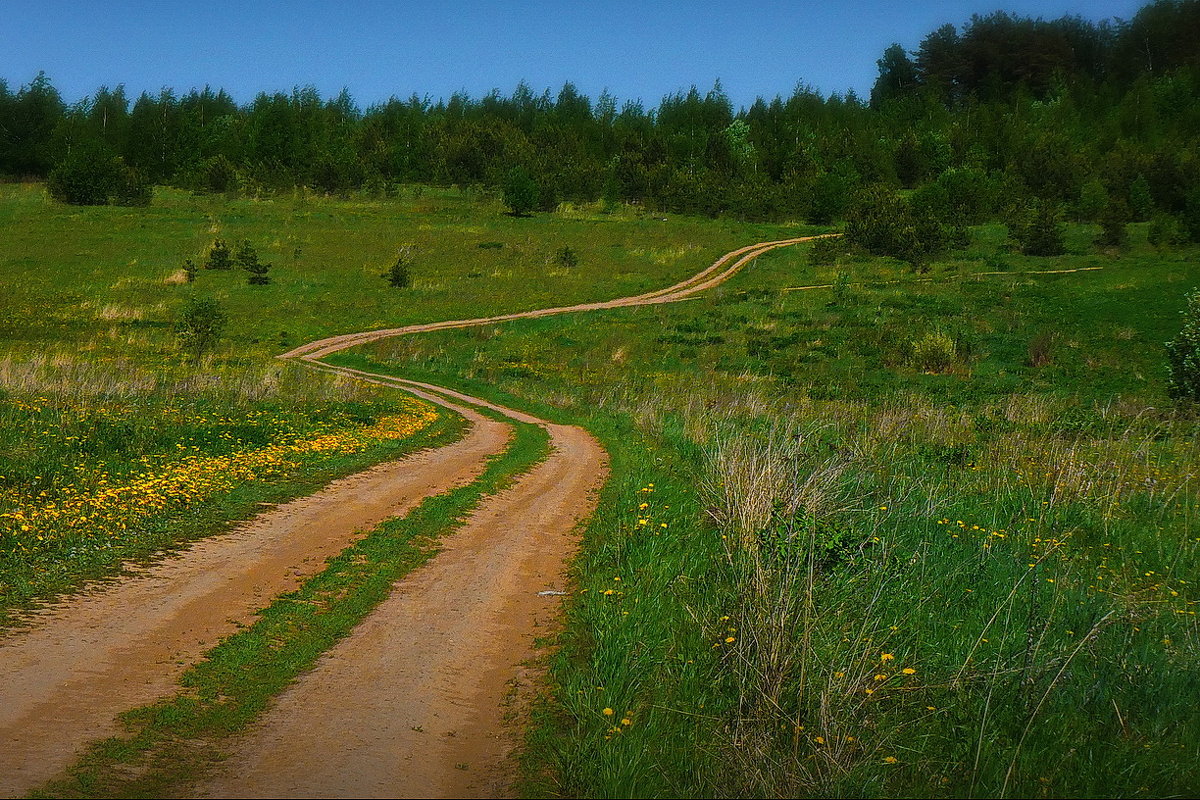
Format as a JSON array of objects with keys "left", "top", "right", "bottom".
[
  {"left": 196, "top": 368, "right": 607, "bottom": 798},
  {"left": 0, "top": 394, "right": 508, "bottom": 798},
  {"left": 1, "top": 235, "right": 819, "bottom": 798}
]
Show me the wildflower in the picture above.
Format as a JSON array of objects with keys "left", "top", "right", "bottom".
[
  {"left": 880, "top": 653, "right": 895, "bottom": 662},
  {"left": 602, "top": 707, "right": 614, "bottom": 716},
  {"left": 902, "top": 667, "right": 916, "bottom": 675},
  {"left": 621, "top": 717, "right": 632, "bottom": 726},
  {"left": 883, "top": 756, "right": 898, "bottom": 764},
  {"left": 725, "top": 636, "right": 736, "bottom": 643}
]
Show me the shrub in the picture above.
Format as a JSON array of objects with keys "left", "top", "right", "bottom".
[
  {"left": 182, "top": 258, "right": 197, "bottom": 284},
  {"left": 235, "top": 240, "right": 271, "bottom": 286},
  {"left": 47, "top": 144, "right": 124, "bottom": 205},
  {"left": 910, "top": 329, "right": 958, "bottom": 373},
  {"left": 1096, "top": 199, "right": 1131, "bottom": 249},
  {"left": 112, "top": 166, "right": 152, "bottom": 207},
  {"left": 1129, "top": 174, "right": 1154, "bottom": 222},
  {"left": 502, "top": 166, "right": 538, "bottom": 216},
  {"left": 846, "top": 185, "right": 949, "bottom": 270},
  {"left": 1009, "top": 200, "right": 1065, "bottom": 256},
  {"left": 202, "top": 155, "right": 240, "bottom": 195},
  {"left": 384, "top": 246, "right": 413, "bottom": 288},
  {"left": 1166, "top": 289, "right": 1200, "bottom": 402},
  {"left": 809, "top": 235, "right": 845, "bottom": 267},
  {"left": 1148, "top": 214, "right": 1185, "bottom": 249},
  {"left": 555, "top": 246, "right": 579, "bottom": 269},
  {"left": 1075, "top": 179, "right": 1108, "bottom": 222},
  {"left": 205, "top": 239, "right": 232, "bottom": 270},
  {"left": 175, "top": 297, "right": 227, "bottom": 362}
]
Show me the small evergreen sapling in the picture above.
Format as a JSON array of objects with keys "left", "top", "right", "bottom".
[
  {"left": 385, "top": 246, "right": 413, "bottom": 288},
  {"left": 182, "top": 258, "right": 197, "bottom": 283},
  {"left": 235, "top": 240, "right": 271, "bottom": 285},
  {"left": 555, "top": 246, "right": 579, "bottom": 269},
  {"left": 205, "top": 239, "right": 232, "bottom": 270}
]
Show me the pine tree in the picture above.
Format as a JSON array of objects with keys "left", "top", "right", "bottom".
[
  {"left": 205, "top": 239, "right": 232, "bottom": 270},
  {"left": 384, "top": 246, "right": 413, "bottom": 288},
  {"left": 182, "top": 258, "right": 197, "bottom": 283},
  {"left": 236, "top": 240, "right": 271, "bottom": 285}
]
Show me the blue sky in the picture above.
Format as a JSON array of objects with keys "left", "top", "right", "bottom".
[{"left": 2, "top": 1, "right": 1147, "bottom": 110}]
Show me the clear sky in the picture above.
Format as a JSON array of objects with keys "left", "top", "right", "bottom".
[{"left": 1, "top": 0, "right": 1147, "bottom": 110}]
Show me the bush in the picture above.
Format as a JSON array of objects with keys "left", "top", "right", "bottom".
[
  {"left": 1148, "top": 214, "right": 1185, "bottom": 249},
  {"left": 555, "top": 246, "right": 579, "bottom": 269},
  {"left": 202, "top": 155, "right": 240, "bottom": 195},
  {"left": 182, "top": 258, "right": 197, "bottom": 284},
  {"left": 1075, "top": 179, "right": 1109, "bottom": 222},
  {"left": 384, "top": 246, "right": 413, "bottom": 288},
  {"left": 1009, "top": 200, "right": 1065, "bottom": 256},
  {"left": 809, "top": 236, "right": 845, "bottom": 267},
  {"left": 1096, "top": 199, "right": 1131, "bottom": 249},
  {"left": 205, "top": 239, "right": 232, "bottom": 270},
  {"left": 47, "top": 144, "right": 124, "bottom": 205},
  {"left": 1167, "top": 289, "right": 1200, "bottom": 402},
  {"left": 910, "top": 329, "right": 958, "bottom": 373},
  {"left": 1129, "top": 174, "right": 1154, "bottom": 222},
  {"left": 502, "top": 166, "right": 538, "bottom": 216},
  {"left": 846, "top": 185, "right": 949, "bottom": 270},
  {"left": 112, "top": 166, "right": 152, "bottom": 206},
  {"left": 175, "top": 297, "right": 227, "bottom": 362}
]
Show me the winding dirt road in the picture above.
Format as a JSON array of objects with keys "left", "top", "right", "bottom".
[{"left": 0, "top": 235, "right": 820, "bottom": 799}]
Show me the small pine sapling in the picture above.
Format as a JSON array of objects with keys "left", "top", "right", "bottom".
[
  {"left": 236, "top": 240, "right": 271, "bottom": 285},
  {"left": 205, "top": 239, "right": 232, "bottom": 270},
  {"left": 384, "top": 246, "right": 414, "bottom": 288},
  {"left": 555, "top": 246, "right": 579, "bottom": 269},
  {"left": 183, "top": 258, "right": 198, "bottom": 284}
]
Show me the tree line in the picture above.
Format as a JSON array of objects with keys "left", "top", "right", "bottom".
[{"left": 1, "top": 0, "right": 1197, "bottom": 226}]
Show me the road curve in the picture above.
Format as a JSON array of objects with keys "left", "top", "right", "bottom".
[
  {"left": 1, "top": 234, "right": 819, "bottom": 799},
  {"left": 193, "top": 234, "right": 826, "bottom": 798}
]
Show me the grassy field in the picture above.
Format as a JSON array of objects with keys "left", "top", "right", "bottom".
[
  {"left": 3, "top": 182, "right": 1199, "bottom": 797},
  {"left": 0, "top": 182, "right": 796, "bottom": 619},
  {"left": 342, "top": 221, "right": 1200, "bottom": 797}
]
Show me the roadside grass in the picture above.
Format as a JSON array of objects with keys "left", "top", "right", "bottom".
[
  {"left": 342, "top": 226, "right": 1200, "bottom": 797},
  {"left": 0, "top": 356, "right": 460, "bottom": 626},
  {"left": 34, "top": 403, "right": 551, "bottom": 800}
]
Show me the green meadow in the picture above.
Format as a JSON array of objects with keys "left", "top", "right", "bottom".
[{"left": 2, "top": 181, "right": 1199, "bottom": 796}]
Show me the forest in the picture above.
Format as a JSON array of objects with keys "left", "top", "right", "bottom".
[{"left": 1, "top": 0, "right": 1198, "bottom": 227}]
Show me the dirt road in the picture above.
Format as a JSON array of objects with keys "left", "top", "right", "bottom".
[{"left": 0, "top": 235, "right": 820, "bottom": 798}]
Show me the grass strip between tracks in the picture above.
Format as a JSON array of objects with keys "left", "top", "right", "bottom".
[{"left": 34, "top": 402, "right": 551, "bottom": 800}]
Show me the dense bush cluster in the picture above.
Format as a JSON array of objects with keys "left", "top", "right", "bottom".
[{"left": 2, "top": 2, "right": 1198, "bottom": 222}]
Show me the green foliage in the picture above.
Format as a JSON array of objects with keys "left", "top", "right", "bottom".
[
  {"left": 502, "top": 166, "right": 538, "bottom": 217},
  {"left": 384, "top": 245, "right": 413, "bottom": 288},
  {"left": 204, "top": 239, "right": 232, "bottom": 270},
  {"left": 202, "top": 155, "right": 240, "bottom": 195},
  {"left": 1148, "top": 213, "right": 1186, "bottom": 248},
  {"left": 174, "top": 296, "right": 227, "bottom": 361},
  {"left": 235, "top": 240, "right": 271, "bottom": 286},
  {"left": 1129, "top": 173, "right": 1155, "bottom": 221},
  {"left": 809, "top": 235, "right": 845, "bottom": 267},
  {"left": 909, "top": 329, "right": 959, "bottom": 372},
  {"left": 182, "top": 258, "right": 197, "bottom": 284},
  {"left": 808, "top": 172, "right": 853, "bottom": 225},
  {"left": 1097, "top": 199, "right": 1131, "bottom": 248},
  {"left": 846, "top": 185, "right": 949, "bottom": 269},
  {"left": 1166, "top": 288, "right": 1200, "bottom": 402},
  {"left": 1075, "top": 179, "right": 1109, "bottom": 222},
  {"left": 555, "top": 246, "right": 579, "bottom": 269},
  {"left": 1009, "top": 200, "right": 1066, "bottom": 256},
  {"left": 46, "top": 144, "right": 124, "bottom": 205}
]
